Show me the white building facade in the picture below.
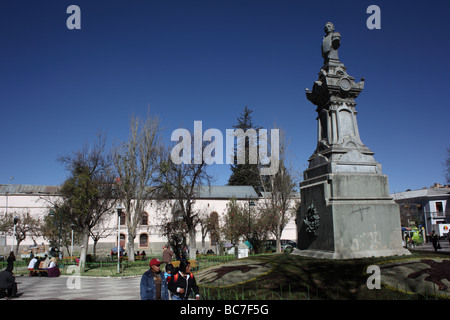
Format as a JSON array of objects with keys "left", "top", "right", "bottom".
[
  {"left": 0, "top": 184, "right": 298, "bottom": 257},
  {"left": 392, "top": 185, "right": 450, "bottom": 238}
]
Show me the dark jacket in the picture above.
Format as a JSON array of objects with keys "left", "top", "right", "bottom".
[
  {"left": 140, "top": 270, "right": 169, "bottom": 300},
  {"left": 6, "top": 255, "right": 15, "bottom": 272},
  {"left": 168, "top": 271, "right": 199, "bottom": 300},
  {"left": 0, "top": 271, "right": 15, "bottom": 290}
]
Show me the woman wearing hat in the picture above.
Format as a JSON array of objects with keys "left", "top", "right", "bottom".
[{"left": 140, "top": 258, "right": 169, "bottom": 300}]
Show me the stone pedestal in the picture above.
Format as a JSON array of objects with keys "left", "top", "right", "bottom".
[
  {"left": 294, "top": 22, "right": 409, "bottom": 259},
  {"left": 297, "top": 173, "right": 409, "bottom": 259}
]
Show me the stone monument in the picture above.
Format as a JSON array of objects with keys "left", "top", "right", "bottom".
[{"left": 294, "top": 22, "right": 410, "bottom": 259}]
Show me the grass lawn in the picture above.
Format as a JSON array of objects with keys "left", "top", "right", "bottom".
[{"left": 199, "top": 250, "right": 450, "bottom": 300}]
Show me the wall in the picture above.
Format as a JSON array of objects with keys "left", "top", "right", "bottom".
[{"left": 0, "top": 192, "right": 298, "bottom": 258}]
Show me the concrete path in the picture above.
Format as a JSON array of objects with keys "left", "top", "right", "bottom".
[{"left": 3, "top": 275, "right": 142, "bottom": 300}]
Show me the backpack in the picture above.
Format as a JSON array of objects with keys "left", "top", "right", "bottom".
[{"left": 173, "top": 272, "right": 193, "bottom": 283}]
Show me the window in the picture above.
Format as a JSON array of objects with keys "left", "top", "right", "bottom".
[
  {"left": 119, "top": 211, "right": 126, "bottom": 225},
  {"left": 119, "top": 234, "right": 126, "bottom": 247},
  {"left": 436, "top": 202, "right": 443, "bottom": 213},
  {"left": 139, "top": 234, "right": 148, "bottom": 247},
  {"left": 141, "top": 212, "right": 148, "bottom": 225}
]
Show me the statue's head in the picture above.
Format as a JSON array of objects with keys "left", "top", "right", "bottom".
[{"left": 324, "top": 22, "right": 335, "bottom": 34}]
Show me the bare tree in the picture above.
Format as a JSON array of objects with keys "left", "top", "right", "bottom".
[
  {"left": 158, "top": 203, "right": 188, "bottom": 260},
  {"left": 41, "top": 203, "right": 82, "bottom": 257},
  {"left": 197, "top": 207, "right": 212, "bottom": 253},
  {"left": 113, "top": 113, "right": 162, "bottom": 261},
  {"left": 3, "top": 210, "right": 41, "bottom": 257},
  {"left": 155, "top": 150, "right": 213, "bottom": 260},
  {"left": 258, "top": 128, "right": 299, "bottom": 253},
  {"left": 90, "top": 216, "right": 115, "bottom": 260}
]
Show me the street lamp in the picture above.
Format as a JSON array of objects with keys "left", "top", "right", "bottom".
[
  {"left": 11, "top": 216, "right": 19, "bottom": 253},
  {"left": 4, "top": 177, "right": 14, "bottom": 257},
  {"left": 70, "top": 224, "right": 75, "bottom": 257},
  {"left": 49, "top": 209, "right": 62, "bottom": 259},
  {"left": 5, "top": 177, "right": 14, "bottom": 216},
  {"left": 116, "top": 204, "right": 124, "bottom": 273}
]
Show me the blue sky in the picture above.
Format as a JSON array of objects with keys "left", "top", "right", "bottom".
[{"left": 0, "top": 0, "right": 449, "bottom": 193}]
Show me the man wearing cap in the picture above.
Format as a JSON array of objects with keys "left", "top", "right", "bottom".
[{"left": 140, "top": 258, "right": 169, "bottom": 300}]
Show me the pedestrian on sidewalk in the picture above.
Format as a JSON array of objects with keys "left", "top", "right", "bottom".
[
  {"left": 163, "top": 245, "right": 174, "bottom": 264},
  {"left": 6, "top": 252, "right": 15, "bottom": 272},
  {"left": 140, "top": 258, "right": 169, "bottom": 300},
  {"left": 431, "top": 230, "right": 439, "bottom": 252}
]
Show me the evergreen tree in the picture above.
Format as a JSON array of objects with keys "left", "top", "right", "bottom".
[{"left": 227, "top": 106, "right": 262, "bottom": 194}]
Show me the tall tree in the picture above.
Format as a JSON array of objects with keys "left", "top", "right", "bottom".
[
  {"left": 227, "top": 106, "right": 262, "bottom": 194},
  {"left": 222, "top": 198, "right": 246, "bottom": 257},
  {"left": 259, "top": 128, "right": 299, "bottom": 253},
  {"left": 113, "top": 113, "right": 162, "bottom": 262},
  {"left": 159, "top": 206, "right": 187, "bottom": 260},
  {"left": 42, "top": 203, "right": 81, "bottom": 257},
  {"left": 155, "top": 148, "right": 213, "bottom": 260},
  {"left": 221, "top": 198, "right": 270, "bottom": 255},
  {"left": 2, "top": 210, "right": 41, "bottom": 257},
  {"left": 58, "top": 134, "right": 117, "bottom": 271},
  {"left": 90, "top": 216, "right": 115, "bottom": 260}
]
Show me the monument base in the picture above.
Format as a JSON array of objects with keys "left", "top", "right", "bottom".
[
  {"left": 292, "top": 247, "right": 410, "bottom": 260},
  {"left": 295, "top": 172, "right": 410, "bottom": 259}
]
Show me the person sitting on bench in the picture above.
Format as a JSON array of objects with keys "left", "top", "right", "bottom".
[
  {"left": 0, "top": 270, "right": 19, "bottom": 298},
  {"left": 47, "top": 257, "right": 60, "bottom": 277},
  {"left": 27, "top": 256, "right": 38, "bottom": 276}
]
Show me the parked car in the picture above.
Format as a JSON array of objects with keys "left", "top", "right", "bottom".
[
  {"left": 264, "top": 240, "right": 276, "bottom": 252},
  {"left": 281, "top": 239, "right": 297, "bottom": 252},
  {"left": 264, "top": 239, "right": 297, "bottom": 253}
]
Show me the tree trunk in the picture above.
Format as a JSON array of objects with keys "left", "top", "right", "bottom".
[
  {"left": 276, "top": 219, "right": 282, "bottom": 253},
  {"left": 127, "top": 235, "right": 135, "bottom": 262},
  {"left": 188, "top": 228, "right": 196, "bottom": 260},
  {"left": 14, "top": 239, "right": 22, "bottom": 258},
  {"left": 201, "top": 234, "right": 206, "bottom": 254},
  {"left": 93, "top": 239, "right": 98, "bottom": 261},
  {"left": 78, "top": 227, "right": 90, "bottom": 272}
]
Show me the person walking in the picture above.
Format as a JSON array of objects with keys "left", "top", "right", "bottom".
[
  {"left": 162, "top": 246, "right": 174, "bottom": 264},
  {"left": 168, "top": 260, "right": 200, "bottom": 300},
  {"left": 6, "top": 252, "right": 15, "bottom": 272},
  {"left": 140, "top": 258, "right": 169, "bottom": 300},
  {"left": 431, "top": 230, "right": 439, "bottom": 252}
]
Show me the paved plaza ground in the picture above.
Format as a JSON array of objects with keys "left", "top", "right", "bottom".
[{"left": 9, "top": 275, "right": 142, "bottom": 300}]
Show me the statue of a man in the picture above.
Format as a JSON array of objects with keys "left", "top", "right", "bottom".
[{"left": 321, "top": 22, "right": 341, "bottom": 64}]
